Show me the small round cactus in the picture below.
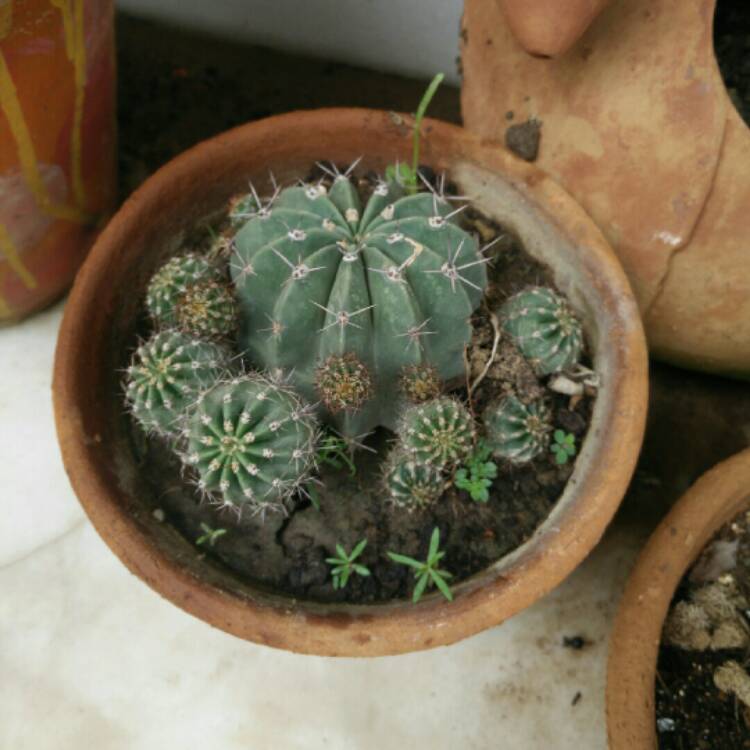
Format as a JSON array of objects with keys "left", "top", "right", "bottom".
[
  {"left": 174, "top": 278, "right": 237, "bottom": 340},
  {"left": 384, "top": 453, "right": 445, "bottom": 510},
  {"left": 184, "top": 374, "right": 318, "bottom": 513},
  {"left": 314, "top": 353, "right": 373, "bottom": 414},
  {"left": 500, "top": 286, "right": 584, "bottom": 375},
  {"left": 125, "top": 330, "right": 231, "bottom": 436},
  {"left": 399, "top": 363, "right": 442, "bottom": 403},
  {"left": 484, "top": 395, "right": 552, "bottom": 464},
  {"left": 398, "top": 396, "right": 476, "bottom": 468},
  {"left": 146, "top": 253, "right": 237, "bottom": 339}
]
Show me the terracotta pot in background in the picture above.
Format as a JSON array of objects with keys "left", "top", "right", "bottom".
[
  {"left": 0, "top": 0, "right": 116, "bottom": 324},
  {"left": 53, "top": 109, "right": 647, "bottom": 656},
  {"left": 496, "top": 0, "right": 612, "bottom": 57},
  {"left": 462, "top": 0, "right": 750, "bottom": 378},
  {"left": 607, "top": 448, "right": 750, "bottom": 749}
]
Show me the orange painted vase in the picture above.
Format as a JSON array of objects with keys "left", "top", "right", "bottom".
[{"left": 0, "top": 0, "right": 116, "bottom": 324}]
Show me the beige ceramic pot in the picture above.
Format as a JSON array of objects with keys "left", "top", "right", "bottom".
[
  {"left": 53, "top": 109, "right": 647, "bottom": 656},
  {"left": 462, "top": 0, "right": 750, "bottom": 378},
  {"left": 607, "top": 447, "right": 750, "bottom": 748}
]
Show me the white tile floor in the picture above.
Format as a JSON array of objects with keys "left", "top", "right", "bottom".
[{"left": 0, "top": 302, "right": 646, "bottom": 749}]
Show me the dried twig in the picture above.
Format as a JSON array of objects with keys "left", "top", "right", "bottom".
[{"left": 469, "top": 311, "right": 501, "bottom": 398}]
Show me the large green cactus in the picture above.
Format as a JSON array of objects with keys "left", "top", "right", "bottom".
[
  {"left": 125, "top": 330, "right": 231, "bottom": 436},
  {"left": 500, "top": 287, "right": 583, "bottom": 376},
  {"left": 184, "top": 374, "right": 318, "bottom": 514},
  {"left": 230, "top": 174, "right": 488, "bottom": 434}
]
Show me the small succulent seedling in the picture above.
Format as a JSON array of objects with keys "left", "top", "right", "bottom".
[
  {"left": 325, "top": 539, "right": 371, "bottom": 590},
  {"left": 183, "top": 374, "right": 318, "bottom": 515},
  {"left": 195, "top": 523, "right": 227, "bottom": 547},
  {"left": 384, "top": 453, "right": 445, "bottom": 510},
  {"left": 551, "top": 430, "right": 577, "bottom": 465},
  {"left": 387, "top": 527, "right": 453, "bottom": 603},
  {"left": 454, "top": 440, "right": 497, "bottom": 503},
  {"left": 500, "top": 286, "right": 584, "bottom": 375},
  {"left": 484, "top": 395, "right": 552, "bottom": 464},
  {"left": 230, "top": 155, "right": 488, "bottom": 436},
  {"left": 399, "top": 363, "right": 443, "bottom": 403},
  {"left": 316, "top": 429, "right": 357, "bottom": 476},
  {"left": 125, "top": 330, "right": 231, "bottom": 436},
  {"left": 398, "top": 396, "right": 476, "bottom": 469},
  {"left": 385, "top": 72, "right": 444, "bottom": 194}
]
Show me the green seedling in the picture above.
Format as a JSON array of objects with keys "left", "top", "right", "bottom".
[
  {"left": 551, "top": 430, "right": 577, "bottom": 465},
  {"left": 386, "top": 72, "right": 445, "bottom": 193},
  {"left": 196, "top": 523, "right": 227, "bottom": 547},
  {"left": 326, "top": 539, "right": 371, "bottom": 590},
  {"left": 387, "top": 527, "right": 453, "bottom": 603},
  {"left": 316, "top": 430, "right": 357, "bottom": 476},
  {"left": 454, "top": 440, "right": 498, "bottom": 503}
]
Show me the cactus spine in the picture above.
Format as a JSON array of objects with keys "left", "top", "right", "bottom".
[
  {"left": 184, "top": 374, "right": 318, "bottom": 513},
  {"left": 125, "top": 330, "right": 230, "bottom": 436},
  {"left": 384, "top": 454, "right": 445, "bottom": 510},
  {"left": 500, "top": 286, "right": 583, "bottom": 375},
  {"left": 484, "top": 395, "right": 551, "bottom": 464},
  {"left": 398, "top": 396, "right": 476, "bottom": 468},
  {"left": 230, "top": 174, "right": 488, "bottom": 435}
]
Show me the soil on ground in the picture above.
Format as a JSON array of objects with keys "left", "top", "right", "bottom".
[
  {"left": 124, "top": 168, "right": 594, "bottom": 604},
  {"left": 656, "top": 508, "right": 750, "bottom": 749}
]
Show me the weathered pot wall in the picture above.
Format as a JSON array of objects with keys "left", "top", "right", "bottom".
[{"left": 462, "top": 0, "right": 750, "bottom": 377}]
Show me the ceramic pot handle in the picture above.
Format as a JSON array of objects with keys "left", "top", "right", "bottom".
[{"left": 496, "top": 0, "right": 612, "bottom": 57}]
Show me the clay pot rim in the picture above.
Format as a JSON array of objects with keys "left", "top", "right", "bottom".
[
  {"left": 53, "top": 108, "right": 648, "bottom": 656},
  {"left": 606, "top": 447, "right": 750, "bottom": 748}
]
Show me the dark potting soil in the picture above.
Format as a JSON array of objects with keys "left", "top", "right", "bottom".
[
  {"left": 126, "top": 169, "right": 594, "bottom": 605},
  {"left": 656, "top": 509, "right": 750, "bottom": 749},
  {"left": 714, "top": 0, "right": 750, "bottom": 125}
]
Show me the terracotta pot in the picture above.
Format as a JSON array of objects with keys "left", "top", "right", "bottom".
[
  {"left": 496, "top": 0, "right": 612, "bottom": 57},
  {"left": 0, "top": 0, "right": 117, "bottom": 324},
  {"left": 607, "top": 447, "right": 750, "bottom": 748},
  {"left": 53, "top": 109, "right": 647, "bottom": 656},
  {"left": 462, "top": 0, "right": 750, "bottom": 378}
]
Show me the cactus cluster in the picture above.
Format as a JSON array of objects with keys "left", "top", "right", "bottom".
[
  {"left": 230, "top": 174, "right": 488, "bottom": 436},
  {"left": 483, "top": 395, "right": 552, "bottom": 464},
  {"left": 500, "top": 287, "right": 583, "bottom": 376},
  {"left": 127, "top": 158, "right": 590, "bottom": 529},
  {"left": 184, "top": 374, "right": 318, "bottom": 514},
  {"left": 146, "top": 252, "right": 237, "bottom": 340},
  {"left": 125, "top": 330, "right": 231, "bottom": 436}
]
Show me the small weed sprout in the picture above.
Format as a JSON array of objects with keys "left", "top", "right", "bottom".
[
  {"left": 454, "top": 440, "right": 497, "bottom": 502},
  {"left": 385, "top": 72, "right": 444, "bottom": 193},
  {"left": 316, "top": 430, "right": 357, "bottom": 476},
  {"left": 387, "top": 527, "right": 453, "bottom": 603},
  {"left": 326, "top": 539, "right": 371, "bottom": 590},
  {"left": 196, "top": 523, "right": 227, "bottom": 547},
  {"left": 551, "top": 430, "right": 577, "bottom": 465}
]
